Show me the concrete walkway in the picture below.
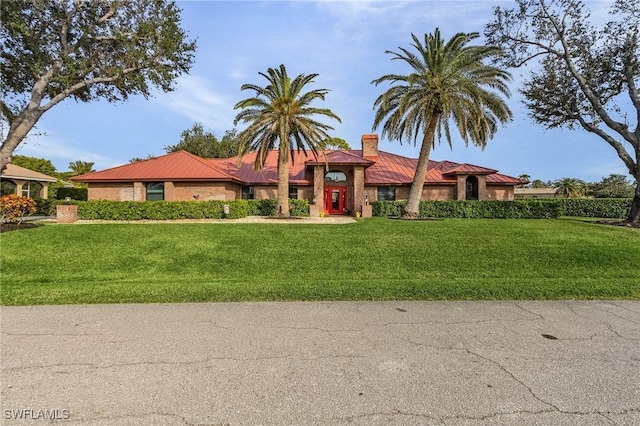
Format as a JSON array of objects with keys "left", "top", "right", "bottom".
[
  {"left": 1, "top": 301, "right": 638, "bottom": 425},
  {"left": 39, "top": 215, "right": 358, "bottom": 225}
]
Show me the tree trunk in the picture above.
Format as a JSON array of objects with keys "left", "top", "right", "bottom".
[
  {"left": 1, "top": 109, "right": 44, "bottom": 174},
  {"left": 277, "top": 145, "right": 290, "bottom": 217},
  {"left": 401, "top": 114, "right": 439, "bottom": 219},
  {"left": 628, "top": 177, "right": 640, "bottom": 224}
]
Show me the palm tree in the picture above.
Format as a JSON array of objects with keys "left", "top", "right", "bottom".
[
  {"left": 372, "top": 29, "right": 512, "bottom": 218},
  {"left": 554, "top": 177, "right": 586, "bottom": 198},
  {"left": 234, "top": 65, "right": 341, "bottom": 216},
  {"left": 68, "top": 160, "right": 95, "bottom": 176}
]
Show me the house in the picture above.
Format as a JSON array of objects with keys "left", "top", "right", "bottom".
[
  {"left": 514, "top": 187, "right": 559, "bottom": 198},
  {"left": 0, "top": 164, "right": 58, "bottom": 199},
  {"left": 72, "top": 134, "right": 525, "bottom": 216}
]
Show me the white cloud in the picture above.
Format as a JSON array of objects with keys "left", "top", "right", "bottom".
[
  {"left": 14, "top": 134, "right": 121, "bottom": 171},
  {"left": 154, "top": 75, "right": 237, "bottom": 133}
]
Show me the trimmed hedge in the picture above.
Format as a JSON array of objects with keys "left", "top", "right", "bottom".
[
  {"left": 72, "top": 199, "right": 310, "bottom": 220},
  {"left": 558, "top": 198, "right": 632, "bottom": 219},
  {"left": 372, "top": 199, "right": 563, "bottom": 219},
  {"left": 247, "top": 199, "right": 310, "bottom": 217},
  {"left": 372, "top": 198, "right": 634, "bottom": 219},
  {"left": 77, "top": 200, "right": 249, "bottom": 220}
]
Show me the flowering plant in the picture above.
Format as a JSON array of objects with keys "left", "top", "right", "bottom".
[{"left": 0, "top": 194, "right": 37, "bottom": 224}]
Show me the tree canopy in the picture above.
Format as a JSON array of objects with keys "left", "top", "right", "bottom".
[
  {"left": 68, "top": 160, "right": 95, "bottom": 176},
  {"left": 234, "top": 64, "right": 341, "bottom": 216},
  {"left": 372, "top": 29, "right": 512, "bottom": 218},
  {"left": 320, "top": 137, "right": 350, "bottom": 150},
  {"left": 485, "top": 0, "right": 640, "bottom": 223},
  {"left": 164, "top": 123, "right": 239, "bottom": 158},
  {"left": 10, "top": 155, "right": 57, "bottom": 177},
  {"left": 0, "top": 0, "right": 197, "bottom": 173}
]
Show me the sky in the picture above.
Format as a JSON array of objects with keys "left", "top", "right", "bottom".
[{"left": 12, "top": 0, "right": 633, "bottom": 183}]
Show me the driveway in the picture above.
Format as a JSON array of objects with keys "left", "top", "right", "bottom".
[{"left": 1, "top": 301, "right": 638, "bottom": 425}]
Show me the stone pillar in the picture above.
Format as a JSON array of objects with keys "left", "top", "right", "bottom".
[
  {"left": 56, "top": 204, "right": 78, "bottom": 223},
  {"left": 14, "top": 180, "right": 25, "bottom": 197},
  {"left": 353, "top": 166, "right": 365, "bottom": 216},
  {"left": 41, "top": 183, "right": 49, "bottom": 199},
  {"left": 478, "top": 176, "right": 487, "bottom": 201},
  {"left": 457, "top": 175, "right": 466, "bottom": 200}
]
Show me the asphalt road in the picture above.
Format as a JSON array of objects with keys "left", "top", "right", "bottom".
[{"left": 1, "top": 301, "right": 639, "bottom": 425}]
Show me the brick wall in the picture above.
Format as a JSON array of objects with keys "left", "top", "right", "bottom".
[
  {"left": 88, "top": 183, "right": 128, "bottom": 200},
  {"left": 423, "top": 186, "right": 456, "bottom": 200},
  {"left": 173, "top": 182, "right": 239, "bottom": 201}
]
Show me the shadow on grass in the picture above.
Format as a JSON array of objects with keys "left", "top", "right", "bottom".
[{"left": 0, "top": 223, "right": 43, "bottom": 233}]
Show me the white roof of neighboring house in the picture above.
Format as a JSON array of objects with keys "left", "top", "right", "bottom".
[
  {"left": 1, "top": 163, "right": 58, "bottom": 182},
  {"left": 514, "top": 187, "right": 558, "bottom": 197}
]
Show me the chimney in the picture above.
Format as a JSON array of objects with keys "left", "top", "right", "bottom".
[{"left": 361, "top": 134, "right": 379, "bottom": 157}]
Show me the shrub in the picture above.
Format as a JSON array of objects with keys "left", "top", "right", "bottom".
[
  {"left": 35, "top": 198, "right": 56, "bottom": 216},
  {"left": 558, "top": 198, "right": 632, "bottom": 219},
  {"left": 1, "top": 195, "right": 37, "bottom": 224},
  {"left": 372, "top": 199, "right": 562, "bottom": 219},
  {"left": 246, "top": 199, "right": 309, "bottom": 216},
  {"left": 76, "top": 200, "right": 249, "bottom": 220},
  {"left": 56, "top": 187, "right": 88, "bottom": 201},
  {"left": 289, "top": 199, "right": 310, "bottom": 217}
]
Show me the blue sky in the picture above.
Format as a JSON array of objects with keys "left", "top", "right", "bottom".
[{"left": 14, "top": 0, "right": 631, "bottom": 183}]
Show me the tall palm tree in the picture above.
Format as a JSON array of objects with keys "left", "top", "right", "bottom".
[
  {"left": 372, "top": 29, "right": 512, "bottom": 218},
  {"left": 234, "top": 65, "right": 341, "bottom": 216},
  {"left": 554, "top": 177, "right": 586, "bottom": 198}
]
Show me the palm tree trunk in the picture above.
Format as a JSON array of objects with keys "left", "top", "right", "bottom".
[
  {"left": 402, "top": 114, "right": 439, "bottom": 219},
  {"left": 277, "top": 145, "right": 290, "bottom": 217}
]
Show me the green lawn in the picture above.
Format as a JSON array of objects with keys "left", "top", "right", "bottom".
[{"left": 1, "top": 218, "right": 638, "bottom": 305}]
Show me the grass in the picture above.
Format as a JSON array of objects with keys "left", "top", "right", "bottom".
[{"left": 1, "top": 218, "right": 638, "bottom": 305}]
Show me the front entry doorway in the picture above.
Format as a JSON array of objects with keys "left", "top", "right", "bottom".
[{"left": 324, "top": 186, "right": 347, "bottom": 215}]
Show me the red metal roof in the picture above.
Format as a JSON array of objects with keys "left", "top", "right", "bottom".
[
  {"left": 306, "top": 150, "right": 375, "bottom": 166},
  {"left": 442, "top": 164, "right": 498, "bottom": 175},
  {"left": 73, "top": 151, "right": 235, "bottom": 182},
  {"left": 73, "top": 148, "right": 524, "bottom": 186},
  {"left": 209, "top": 150, "right": 316, "bottom": 185}
]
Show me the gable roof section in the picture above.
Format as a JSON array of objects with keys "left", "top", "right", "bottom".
[
  {"left": 210, "top": 150, "right": 317, "bottom": 185},
  {"left": 305, "top": 150, "right": 375, "bottom": 167},
  {"left": 72, "top": 151, "right": 235, "bottom": 182},
  {"left": 362, "top": 152, "right": 522, "bottom": 186},
  {"left": 1, "top": 164, "right": 58, "bottom": 182}
]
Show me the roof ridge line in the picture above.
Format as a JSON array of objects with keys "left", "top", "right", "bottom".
[{"left": 178, "top": 150, "right": 236, "bottom": 179}]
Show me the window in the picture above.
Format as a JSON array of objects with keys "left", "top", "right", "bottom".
[
  {"left": 377, "top": 186, "right": 396, "bottom": 201},
  {"left": 289, "top": 185, "right": 298, "bottom": 199},
  {"left": 465, "top": 176, "right": 479, "bottom": 200},
  {"left": 324, "top": 171, "right": 347, "bottom": 182},
  {"left": 20, "top": 181, "right": 42, "bottom": 198},
  {"left": 242, "top": 185, "right": 254, "bottom": 200},
  {"left": 146, "top": 182, "right": 164, "bottom": 201}
]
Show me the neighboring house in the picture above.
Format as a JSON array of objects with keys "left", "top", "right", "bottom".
[
  {"left": 0, "top": 164, "right": 58, "bottom": 199},
  {"left": 514, "top": 187, "right": 559, "bottom": 199},
  {"left": 72, "top": 134, "right": 525, "bottom": 216}
]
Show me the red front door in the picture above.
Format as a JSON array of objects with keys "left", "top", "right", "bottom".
[{"left": 324, "top": 187, "right": 347, "bottom": 215}]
